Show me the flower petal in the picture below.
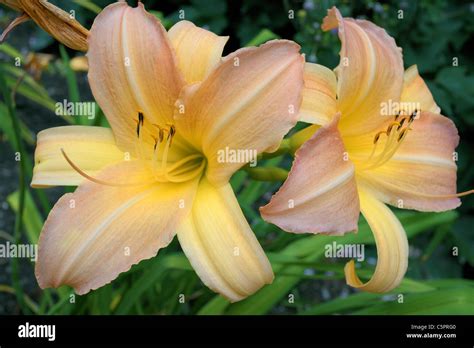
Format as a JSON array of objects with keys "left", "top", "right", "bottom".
[
  {"left": 168, "top": 20, "right": 228, "bottom": 84},
  {"left": 401, "top": 65, "right": 440, "bottom": 114},
  {"left": 174, "top": 40, "right": 304, "bottom": 185},
  {"left": 32, "top": 126, "right": 124, "bottom": 188},
  {"left": 177, "top": 178, "right": 273, "bottom": 302},
  {"left": 260, "top": 115, "right": 360, "bottom": 235},
  {"left": 357, "top": 111, "right": 460, "bottom": 211},
  {"left": 299, "top": 62, "right": 337, "bottom": 125},
  {"left": 87, "top": 2, "right": 184, "bottom": 151},
  {"left": 322, "top": 7, "right": 404, "bottom": 136},
  {"left": 344, "top": 186, "right": 408, "bottom": 293},
  {"left": 35, "top": 160, "right": 197, "bottom": 295}
]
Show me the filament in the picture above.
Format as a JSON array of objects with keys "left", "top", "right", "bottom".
[
  {"left": 61, "top": 149, "right": 153, "bottom": 187},
  {"left": 359, "top": 112, "right": 416, "bottom": 171}
]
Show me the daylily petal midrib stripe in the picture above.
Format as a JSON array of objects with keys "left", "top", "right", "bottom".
[
  {"left": 282, "top": 166, "right": 355, "bottom": 210},
  {"left": 203, "top": 52, "right": 302, "bottom": 147},
  {"left": 191, "top": 191, "right": 271, "bottom": 293},
  {"left": 187, "top": 215, "right": 247, "bottom": 298},
  {"left": 337, "top": 20, "right": 376, "bottom": 115}
]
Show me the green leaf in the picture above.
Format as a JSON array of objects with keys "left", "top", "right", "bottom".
[
  {"left": 452, "top": 217, "right": 474, "bottom": 266},
  {"left": 0, "top": 43, "right": 24, "bottom": 60},
  {"left": 245, "top": 29, "right": 280, "bottom": 47},
  {"left": 114, "top": 254, "right": 191, "bottom": 314},
  {"left": 197, "top": 296, "right": 229, "bottom": 315},
  {"left": 72, "top": 0, "right": 102, "bottom": 14},
  {"left": 353, "top": 288, "right": 474, "bottom": 315},
  {"left": 7, "top": 190, "right": 43, "bottom": 244}
]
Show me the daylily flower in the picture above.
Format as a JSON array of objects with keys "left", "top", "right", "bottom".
[
  {"left": 32, "top": 2, "right": 304, "bottom": 301},
  {"left": 261, "top": 7, "right": 470, "bottom": 293}
]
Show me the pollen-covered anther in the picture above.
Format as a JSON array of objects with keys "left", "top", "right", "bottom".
[
  {"left": 397, "top": 127, "right": 411, "bottom": 142},
  {"left": 362, "top": 110, "right": 418, "bottom": 171},
  {"left": 373, "top": 130, "right": 387, "bottom": 144},
  {"left": 148, "top": 122, "right": 204, "bottom": 183},
  {"left": 136, "top": 112, "right": 144, "bottom": 137}
]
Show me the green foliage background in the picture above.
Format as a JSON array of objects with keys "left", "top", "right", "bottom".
[{"left": 0, "top": 0, "right": 473, "bottom": 315}]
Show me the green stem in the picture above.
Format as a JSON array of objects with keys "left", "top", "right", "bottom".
[
  {"left": 261, "top": 138, "right": 292, "bottom": 159},
  {"left": 244, "top": 166, "right": 289, "bottom": 182},
  {"left": 288, "top": 124, "right": 319, "bottom": 153},
  {"left": 258, "top": 124, "right": 318, "bottom": 163},
  {"left": 0, "top": 73, "right": 30, "bottom": 314}
]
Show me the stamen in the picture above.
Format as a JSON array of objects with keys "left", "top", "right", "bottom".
[
  {"left": 136, "top": 112, "right": 144, "bottom": 137},
  {"left": 424, "top": 189, "right": 474, "bottom": 199},
  {"left": 165, "top": 154, "right": 203, "bottom": 173},
  {"left": 396, "top": 117, "right": 407, "bottom": 130},
  {"left": 386, "top": 121, "right": 401, "bottom": 135},
  {"left": 148, "top": 123, "right": 205, "bottom": 183},
  {"left": 373, "top": 130, "right": 387, "bottom": 144},
  {"left": 397, "top": 127, "right": 411, "bottom": 142},
  {"left": 166, "top": 160, "right": 206, "bottom": 183},
  {"left": 61, "top": 149, "right": 153, "bottom": 187},
  {"left": 135, "top": 112, "right": 148, "bottom": 162},
  {"left": 409, "top": 111, "right": 418, "bottom": 123},
  {"left": 360, "top": 110, "right": 418, "bottom": 171}
]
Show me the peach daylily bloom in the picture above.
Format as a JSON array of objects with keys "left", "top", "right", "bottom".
[
  {"left": 33, "top": 2, "right": 304, "bottom": 302},
  {"left": 261, "top": 7, "right": 466, "bottom": 293}
]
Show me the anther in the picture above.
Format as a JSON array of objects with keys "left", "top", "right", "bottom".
[
  {"left": 169, "top": 125, "right": 176, "bottom": 138},
  {"left": 158, "top": 128, "right": 164, "bottom": 143},
  {"left": 136, "top": 112, "right": 144, "bottom": 137},
  {"left": 397, "top": 117, "right": 407, "bottom": 131},
  {"left": 409, "top": 109, "right": 418, "bottom": 123},
  {"left": 386, "top": 122, "right": 401, "bottom": 135},
  {"left": 397, "top": 128, "right": 410, "bottom": 142},
  {"left": 373, "top": 130, "right": 387, "bottom": 144},
  {"left": 168, "top": 125, "right": 176, "bottom": 146},
  {"left": 151, "top": 136, "right": 158, "bottom": 150}
]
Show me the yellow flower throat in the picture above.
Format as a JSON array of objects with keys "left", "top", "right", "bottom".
[
  {"left": 359, "top": 110, "right": 418, "bottom": 171},
  {"left": 61, "top": 112, "right": 206, "bottom": 187},
  {"left": 135, "top": 112, "right": 205, "bottom": 183}
]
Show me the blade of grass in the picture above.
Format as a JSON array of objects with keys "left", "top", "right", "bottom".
[
  {"left": 0, "top": 72, "right": 29, "bottom": 313},
  {"left": 421, "top": 224, "right": 451, "bottom": 261},
  {"left": 0, "top": 284, "right": 39, "bottom": 314},
  {"left": 245, "top": 29, "right": 280, "bottom": 47},
  {"left": 302, "top": 278, "right": 437, "bottom": 315},
  {"left": 72, "top": 0, "right": 102, "bottom": 14},
  {"left": 352, "top": 288, "right": 474, "bottom": 315},
  {"left": 7, "top": 190, "right": 43, "bottom": 243},
  {"left": 59, "top": 45, "right": 85, "bottom": 125}
]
